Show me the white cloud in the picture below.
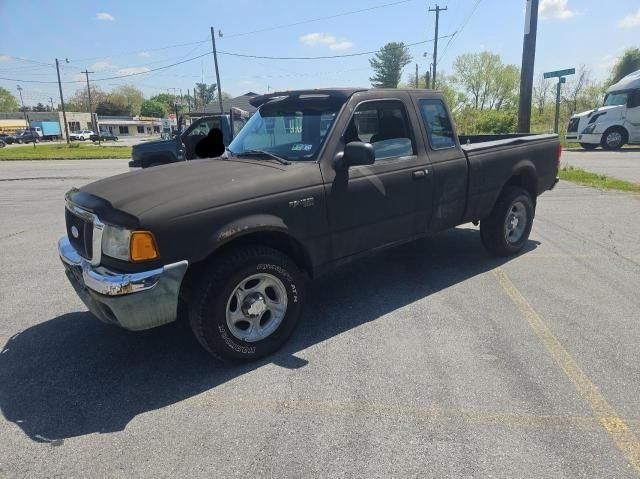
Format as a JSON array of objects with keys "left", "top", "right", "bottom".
[
  {"left": 539, "top": 0, "right": 574, "bottom": 20},
  {"left": 0, "top": 55, "right": 10, "bottom": 61},
  {"left": 618, "top": 9, "right": 640, "bottom": 28},
  {"left": 96, "top": 12, "right": 115, "bottom": 21},
  {"left": 299, "top": 32, "right": 353, "bottom": 51},
  {"left": 117, "top": 66, "right": 150, "bottom": 75},
  {"left": 91, "top": 60, "right": 116, "bottom": 71},
  {"left": 138, "top": 51, "right": 150, "bottom": 57}
]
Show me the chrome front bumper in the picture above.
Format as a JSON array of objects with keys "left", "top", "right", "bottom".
[{"left": 58, "top": 236, "right": 188, "bottom": 331}]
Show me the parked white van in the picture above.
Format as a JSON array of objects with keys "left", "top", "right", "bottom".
[{"left": 566, "top": 70, "right": 640, "bottom": 150}]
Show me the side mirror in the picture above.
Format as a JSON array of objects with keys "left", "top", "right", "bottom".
[{"left": 334, "top": 141, "right": 375, "bottom": 170}]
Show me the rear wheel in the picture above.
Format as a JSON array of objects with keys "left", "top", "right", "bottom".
[
  {"left": 189, "top": 246, "right": 305, "bottom": 361},
  {"left": 601, "top": 127, "right": 625, "bottom": 150},
  {"left": 480, "top": 186, "right": 535, "bottom": 256},
  {"left": 580, "top": 143, "right": 598, "bottom": 150}
]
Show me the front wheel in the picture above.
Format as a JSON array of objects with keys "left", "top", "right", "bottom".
[
  {"left": 480, "top": 186, "right": 535, "bottom": 256},
  {"left": 580, "top": 143, "right": 598, "bottom": 150},
  {"left": 601, "top": 128, "right": 625, "bottom": 150},
  {"left": 189, "top": 246, "right": 305, "bottom": 361}
]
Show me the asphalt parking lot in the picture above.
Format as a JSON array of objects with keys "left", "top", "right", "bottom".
[
  {"left": 1, "top": 158, "right": 640, "bottom": 478},
  {"left": 563, "top": 148, "right": 640, "bottom": 184}
]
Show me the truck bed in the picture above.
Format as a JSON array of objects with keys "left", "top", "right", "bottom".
[{"left": 460, "top": 133, "right": 559, "bottom": 224}]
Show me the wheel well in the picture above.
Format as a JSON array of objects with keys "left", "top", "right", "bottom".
[
  {"left": 603, "top": 125, "right": 628, "bottom": 143},
  {"left": 179, "top": 230, "right": 314, "bottom": 306},
  {"left": 505, "top": 171, "right": 537, "bottom": 202}
]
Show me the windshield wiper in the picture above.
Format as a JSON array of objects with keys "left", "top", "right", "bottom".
[{"left": 239, "top": 149, "right": 291, "bottom": 165}]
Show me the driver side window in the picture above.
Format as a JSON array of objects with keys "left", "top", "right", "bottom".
[
  {"left": 188, "top": 119, "right": 221, "bottom": 136},
  {"left": 344, "top": 101, "right": 415, "bottom": 161}
]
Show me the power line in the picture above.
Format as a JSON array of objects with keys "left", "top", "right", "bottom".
[
  {"left": 224, "top": 0, "right": 416, "bottom": 38},
  {"left": 69, "top": 39, "right": 210, "bottom": 62},
  {"left": 437, "top": 0, "right": 483, "bottom": 65},
  {"left": 217, "top": 35, "right": 454, "bottom": 60},
  {"left": 0, "top": 34, "right": 454, "bottom": 85},
  {"left": 0, "top": 51, "right": 213, "bottom": 84}
]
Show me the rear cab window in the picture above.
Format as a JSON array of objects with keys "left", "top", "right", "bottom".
[{"left": 418, "top": 99, "right": 457, "bottom": 150}]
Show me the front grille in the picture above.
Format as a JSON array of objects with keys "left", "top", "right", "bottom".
[
  {"left": 65, "top": 207, "right": 94, "bottom": 259},
  {"left": 567, "top": 117, "right": 580, "bottom": 133}
]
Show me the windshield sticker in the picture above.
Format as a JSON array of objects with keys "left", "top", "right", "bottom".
[{"left": 292, "top": 144, "right": 313, "bottom": 151}]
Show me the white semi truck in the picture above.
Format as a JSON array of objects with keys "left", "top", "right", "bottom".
[{"left": 566, "top": 70, "right": 640, "bottom": 150}]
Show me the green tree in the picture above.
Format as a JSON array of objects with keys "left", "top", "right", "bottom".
[
  {"left": 140, "top": 99, "right": 166, "bottom": 117},
  {"left": 149, "top": 93, "right": 176, "bottom": 110},
  {"left": 369, "top": 42, "right": 412, "bottom": 88},
  {"left": 608, "top": 47, "right": 640, "bottom": 86},
  {"left": 33, "top": 102, "right": 50, "bottom": 112},
  {"left": 194, "top": 83, "right": 217, "bottom": 108},
  {"left": 66, "top": 85, "right": 107, "bottom": 112},
  {"left": 110, "top": 85, "right": 144, "bottom": 115},
  {"left": 0, "top": 87, "right": 20, "bottom": 111},
  {"left": 95, "top": 101, "right": 129, "bottom": 116},
  {"left": 453, "top": 52, "right": 519, "bottom": 111}
]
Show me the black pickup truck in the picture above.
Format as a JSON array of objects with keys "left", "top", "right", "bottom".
[{"left": 59, "top": 88, "right": 560, "bottom": 361}]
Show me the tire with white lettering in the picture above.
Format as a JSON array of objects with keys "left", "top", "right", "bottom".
[{"left": 189, "top": 246, "right": 305, "bottom": 361}]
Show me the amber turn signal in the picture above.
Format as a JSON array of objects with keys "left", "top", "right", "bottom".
[{"left": 130, "top": 231, "right": 159, "bottom": 261}]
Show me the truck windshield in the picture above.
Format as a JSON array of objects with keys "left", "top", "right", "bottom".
[
  {"left": 603, "top": 91, "right": 628, "bottom": 106},
  {"left": 228, "top": 97, "right": 342, "bottom": 161}
]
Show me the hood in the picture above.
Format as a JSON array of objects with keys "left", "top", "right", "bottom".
[
  {"left": 132, "top": 138, "right": 177, "bottom": 153},
  {"left": 570, "top": 104, "right": 623, "bottom": 120},
  {"left": 80, "top": 157, "right": 315, "bottom": 222}
]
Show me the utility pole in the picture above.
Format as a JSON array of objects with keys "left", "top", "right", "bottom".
[
  {"left": 187, "top": 88, "right": 191, "bottom": 112},
  {"left": 428, "top": 4, "right": 447, "bottom": 89},
  {"left": 210, "top": 26, "right": 224, "bottom": 114},
  {"left": 55, "top": 58, "right": 70, "bottom": 144},
  {"left": 49, "top": 97, "right": 55, "bottom": 112},
  {"left": 415, "top": 63, "right": 419, "bottom": 88},
  {"left": 16, "top": 85, "right": 29, "bottom": 128},
  {"left": 517, "top": 0, "right": 539, "bottom": 133},
  {"left": 81, "top": 69, "right": 95, "bottom": 133}
]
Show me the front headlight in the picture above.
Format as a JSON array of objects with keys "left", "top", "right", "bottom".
[
  {"left": 102, "top": 225, "right": 160, "bottom": 262},
  {"left": 102, "top": 224, "right": 132, "bottom": 260},
  {"left": 582, "top": 123, "right": 598, "bottom": 134}
]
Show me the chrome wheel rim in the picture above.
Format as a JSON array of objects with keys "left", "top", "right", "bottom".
[
  {"left": 504, "top": 200, "right": 527, "bottom": 244},
  {"left": 606, "top": 131, "right": 622, "bottom": 147},
  {"left": 226, "top": 273, "right": 288, "bottom": 342}
]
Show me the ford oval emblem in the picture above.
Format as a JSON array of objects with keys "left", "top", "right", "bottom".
[{"left": 71, "top": 225, "right": 79, "bottom": 239}]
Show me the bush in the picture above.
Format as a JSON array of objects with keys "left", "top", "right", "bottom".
[{"left": 454, "top": 108, "right": 517, "bottom": 134}]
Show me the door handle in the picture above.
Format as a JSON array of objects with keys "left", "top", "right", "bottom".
[{"left": 412, "top": 169, "right": 428, "bottom": 180}]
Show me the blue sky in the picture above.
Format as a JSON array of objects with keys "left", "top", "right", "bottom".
[{"left": 0, "top": 0, "right": 639, "bottom": 106}]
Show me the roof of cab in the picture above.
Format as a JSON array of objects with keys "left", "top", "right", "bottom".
[
  {"left": 248, "top": 87, "right": 440, "bottom": 107},
  {"left": 606, "top": 69, "right": 640, "bottom": 93}
]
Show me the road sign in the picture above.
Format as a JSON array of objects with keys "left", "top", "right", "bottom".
[{"left": 544, "top": 68, "right": 575, "bottom": 79}]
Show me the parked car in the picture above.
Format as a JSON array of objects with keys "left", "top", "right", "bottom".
[
  {"left": 0, "top": 139, "right": 5, "bottom": 148},
  {"left": 0, "top": 134, "right": 13, "bottom": 144},
  {"left": 129, "top": 109, "right": 250, "bottom": 168},
  {"left": 14, "top": 131, "right": 40, "bottom": 144},
  {"left": 90, "top": 132, "right": 118, "bottom": 142},
  {"left": 566, "top": 69, "right": 640, "bottom": 150},
  {"left": 59, "top": 88, "right": 560, "bottom": 361},
  {"left": 69, "top": 130, "right": 94, "bottom": 141}
]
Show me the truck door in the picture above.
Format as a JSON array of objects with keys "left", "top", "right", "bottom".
[
  {"left": 321, "top": 93, "right": 433, "bottom": 259},
  {"left": 411, "top": 94, "right": 468, "bottom": 232},
  {"left": 181, "top": 117, "right": 229, "bottom": 160}
]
